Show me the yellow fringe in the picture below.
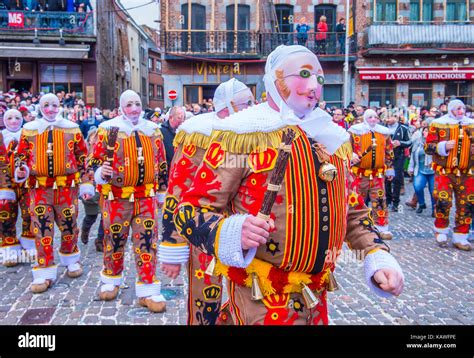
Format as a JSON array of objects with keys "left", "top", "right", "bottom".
[
  {"left": 22, "top": 127, "right": 82, "bottom": 137},
  {"left": 430, "top": 122, "right": 474, "bottom": 129},
  {"left": 173, "top": 131, "right": 212, "bottom": 149},
  {"left": 215, "top": 258, "right": 330, "bottom": 297},
  {"left": 210, "top": 126, "right": 300, "bottom": 154}
]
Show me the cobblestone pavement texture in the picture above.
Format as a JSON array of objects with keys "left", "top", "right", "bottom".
[{"left": 0, "top": 180, "right": 472, "bottom": 325}]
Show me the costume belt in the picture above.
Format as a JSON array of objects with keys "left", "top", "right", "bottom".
[
  {"left": 28, "top": 172, "right": 80, "bottom": 188},
  {"left": 214, "top": 258, "right": 331, "bottom": 297},
  {"left": 99, "top": 183, "right": 156, "bottom": 200},
  {"left": 432, "top": 163, "right": 473, "bottom": 176},
  {"left": 352, "top": 166, "right": 387, "bottom": 178}
]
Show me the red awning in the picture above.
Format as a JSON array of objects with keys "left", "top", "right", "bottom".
[{"left": 358, "top": 67, "right": 474, "bottom": 81}]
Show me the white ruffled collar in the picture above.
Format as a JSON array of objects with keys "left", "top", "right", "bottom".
[
  {"left": 2, "top": 128, "right": 21, "bottom": 147},
  {"left": 348, "top": 123, "right": 392, "bottom": 136},
  {"left": 177, "top": 112, "right": 217, "bottom": 137},
  {"left": 432, "top": 114, "right": 474, "bottom": 126},
  {"left": 212, "top": 102, "right": 349, "bottom": 155},
  {"left": 23, "top": 116, "right": 79, "bottom": 134},
  {"left": 99, "top": 115, "right": 159, "bottom": 136}
]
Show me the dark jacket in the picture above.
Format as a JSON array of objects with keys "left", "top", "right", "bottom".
[
  {"left": 80, "top": 192, "right": 100, "bottom": 216},
  {"left": 47, "top": 0, "right": 65, "bottom": 11},
  {"left": 390, "top": 123, "right": 411, "bottom": 159},
  {"left": 8, "top": 0, "right": 25, "bottom": 9},
  {"left": 159, "top": 120, "right": 176, "bottom": 170}
]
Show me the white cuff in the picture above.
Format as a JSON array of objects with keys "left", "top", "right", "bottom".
[
  {"left": 94, "top": 166, "right": 109, "bottom": 185},
  {"left": 135, "top": 281, "right": 162, "bottom": 298},
  {"left": 157, "top": 191, "right": 166, "bottom": 204},
  {"left": 375, "top": 225, "right": 389, "bottom": 233},
  {"left": 436, "top": 141, "right": 449, "bottom": 157},
  {"left": 58, "top": 251, "right": 81, "bottom": 266},
  {"left": 0, "top": 189, "right": 16, "bottom": 201},
  {"left": 32, "top": 265, "right": 58, "bottom": 281},
  {"left": 434, "top": 226, "right": 450, "bottom": 234},
  {"left": 385, "top": 169, "right": 395, "bottom": 177},
  {"left": 452, "top": 232, "right": 470, "bottom": 245},
  {"left": 217, "top": 214, "right": 256, "bottom": 268},
  {"left": 14, "top": 165, "right": 30, "bottom": 184},
  {"left": 79, "top": 183, "right": 95, "bottom": 197},
  {"left": 364, "top": 250, "right": 404, "bottom": 298},
  {"left": 158, "top": 244, "right": 189, "bottom": 264},
  {"left": 20, "top": 237, "right": 36, "bottom": 250},
  {"left": 100, "top": 271, "right": 124, "bottom": 286}
]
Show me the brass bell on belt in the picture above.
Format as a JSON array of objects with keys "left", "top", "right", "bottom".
[
  {"left": 318, "top": 162, "right": 338, "bottom": 182},
  {"left": 251, "top": 272, "right": 264, "bottom": 301},
  {"left": 205, "top": 257, "right": 216, "bottom": 276},
  {"left": 301, "top": 283, "right": 319, "bottom": 309},
  {"left": 129, "top": 193, "right": 135, "bottom": 202},
  {"left": 327, "top": 272, "right": 339, "bottom": 292},
  {"left": 107, "top": 191, "right": 115, "bottom": 201}
]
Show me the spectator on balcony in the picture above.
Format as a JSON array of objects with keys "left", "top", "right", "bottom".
[
  {"left": 8, "top": 0, "right": 25, "bottom": 10},
  {"left": 46, "top": 0, "right": 65, "bottom": 11},
  {"left": 65, "top": 0, "right": 74, "bottom": 11},
  {"left": 316, "top": 16, "right": 328, "bottom": 54},
  {"left": 295, "top": 17, "right": 311, "bottom": 47},
  {"left": 336, "top": 18, "right": 346, "bottom": 54},
  {"left": 75, "top": 0, "right": 92, "bottom": 12}
]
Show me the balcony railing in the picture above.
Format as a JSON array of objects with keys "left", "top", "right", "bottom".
[
  {"left": 367, "top": 23, "right": 474, "bottom": 47},
  {"left": 0, "top": 10, "right": 94, "bottom": 37},
  {"left": 163, "top": 30, "right": 357, "bottom": 58}
]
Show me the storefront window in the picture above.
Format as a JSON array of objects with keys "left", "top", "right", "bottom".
[
  {"left": 409, "top": 81, "right": 432, "bottom": 107},
  {"left": 185, "top": 86, "right": 199, "bottom": 104},
  {"left": 445, "top": 81, "right": 472, "bottom": 105},
  {"left": 323, "top": 84, "right": 343, "bottom": 108},
  {"left": 40, "top": 64, "right": 83, "bottom": 95},
  {"left": 369, "top": 81, "right": 396, "bottom": 107}
]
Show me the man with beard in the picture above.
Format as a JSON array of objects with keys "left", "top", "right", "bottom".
[{"left": 174, "top": 45, "right": 404, "bottom": 325}]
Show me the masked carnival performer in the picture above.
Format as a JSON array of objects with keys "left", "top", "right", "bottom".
[
  {"left": 0, "top": 109, "right": 36, "bottom": 267},
  {"left": 15, "top": 94, "right": 94, "bottom": 293},
  {"left": 174, "top": 45, "right": 404, "bottom": 325},
  {"left": 90, "top": 90, "right": 168, "bottom": 312},
  {"left": 348, "top": 109, "right": 395, "bottom": 240},
  {"left": 160, "top": 78, "right": 255, "bottom": 325},
  {"left": 425, "top": 99, "right": 474, "bottom": 251}
]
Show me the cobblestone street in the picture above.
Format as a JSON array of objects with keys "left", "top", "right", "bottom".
[{"left": 0, "top": 181, "right": 473, "bottom": 325}]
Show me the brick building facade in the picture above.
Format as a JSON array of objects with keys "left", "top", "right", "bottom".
[
  {"left": 355, "top": 0, "right": 474, "bottom": 108},
  {"left": 160, "top": 0, "right": 356, "bottom": 108}
]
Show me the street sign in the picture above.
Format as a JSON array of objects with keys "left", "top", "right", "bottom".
[
  {"left": 8, "top": 12, "right": 25, "bottom": 28},
  {"left": 168, "top": 90, "right": 177, "bottom": 101}
]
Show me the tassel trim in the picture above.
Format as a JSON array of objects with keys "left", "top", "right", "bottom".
[
  {"left": 173, "top": 131, "right": 211, "bottom": 149},
  {"left": 214, "top": 258, "right": 331, "bottom": 297}
]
